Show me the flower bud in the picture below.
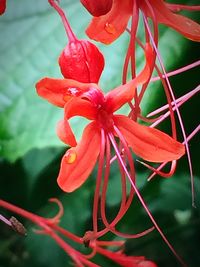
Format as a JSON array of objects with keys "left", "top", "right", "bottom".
[
  {"left": 80, "top": 0, "right": 113, "bottom": 17},
  {"left": 0, "top": 0, "right": 6, "bottom": 15},
  {"left": 59, "top": 39, "right": 105, "bottom": 83}
]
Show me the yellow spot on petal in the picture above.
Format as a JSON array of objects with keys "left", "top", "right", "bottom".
[
  {"left": 105, "top": 22, "right": 116, "bottom": 35},
  {"left": 63, "top": 95, "right": 72, "bottom": 102},
  {"left": 64, "top": 150, "right": 77, "bottom": 164}
]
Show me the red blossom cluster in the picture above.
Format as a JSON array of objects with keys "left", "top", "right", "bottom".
[{"left": 1, "top": 0, "right": 200, "bottom": 266}]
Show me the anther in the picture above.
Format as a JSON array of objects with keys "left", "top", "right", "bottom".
[{"left": 10, "top": 216, "right": 27, "bottom": 236}]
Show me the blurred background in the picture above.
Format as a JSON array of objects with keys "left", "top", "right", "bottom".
[{"left": 0, "top": 1, "right": 199, "bottom": 266}]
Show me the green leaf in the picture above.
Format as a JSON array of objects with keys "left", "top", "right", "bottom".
[{"left": 0, "top": 0, "right": 197, "bottom": 163}]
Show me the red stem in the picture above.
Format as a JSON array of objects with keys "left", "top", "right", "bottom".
[{"left": 48, "top": 0, "right": 76, "bottom": 41}]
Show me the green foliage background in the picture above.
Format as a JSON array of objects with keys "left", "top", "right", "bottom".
[{"left": 0, "top": 1, "right": 199, "bottom": 267}]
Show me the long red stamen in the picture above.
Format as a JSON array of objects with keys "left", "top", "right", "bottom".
[
  {"left": 99, "top": 135, "right": 134, "bottom": 237},
  {"left": 143, "top": 15, "right": 195, "bottom": 207},
  {"left": 138, "top": 0, "right": 158, "bottom": 104},
  {"left": 92, "top": 129, "right": 106, "bottom": 235},
  {"left": 150, "top": 60, "right": 200, "bottom": 82},
  {"left": 155, "top": 65, "right": 177, "bottom": 139},
  {"left": 148, "top": 125, "right": 200, "bottom": 181},
  {"left": 130, "top": 1, "right": 139, "bottom": 79},
  {"left": 108, "top": 134, "right": 187, "bottom": 267},
  {"left": 122, "top": 1, "right": 139, "bottom": 120},
  {"left": 147, "top": 86, "right": 200, "bottom": 118},
  {"left": 166, "top": 4, "right": 200, "bottom": 12},
  {"left": 138, "top": 159, "right": 177, "bottom": 179}
]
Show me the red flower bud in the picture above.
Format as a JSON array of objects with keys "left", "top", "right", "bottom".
[
  {"left": 49, "top": 0, "right": 105, "bottom": 83},
  {"left": 59, "top": 39, "right": 104, "bottom": 83},
  {"left": 0, "top": 0, "right": 6, "bottom": 15},
  {"left": 80, "top": 0, "right": 113, "bottom": 17}
]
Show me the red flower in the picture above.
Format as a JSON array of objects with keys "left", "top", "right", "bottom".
[
  {"left": 85, "top": 0, "right": 200, "bottom": 44},
  {"left": 80, "top": 0, "right": 113, "bottom": 17},
  {"left": 0, "top": 0, "right": 6, "bottom": 15},
  {"left": 36, "top": 43, "right": 185, "bottom": 193}
]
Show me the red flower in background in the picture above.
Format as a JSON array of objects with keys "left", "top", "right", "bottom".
[
  {"left": 36, "top": 43, "right": 185, "bottom": 193},
  {"left": 84, "top": 0, "right": 200, "bottom": 44},
  {"left": 0, "top": 0, "right": 6, "bottom": 15},
  {"left": 80, "top": 0, "right": 113, "bottom": 17}
]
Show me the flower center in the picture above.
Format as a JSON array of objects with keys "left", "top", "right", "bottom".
[{"left": 97, "top": 109, "right": 114, "bottom": 132}]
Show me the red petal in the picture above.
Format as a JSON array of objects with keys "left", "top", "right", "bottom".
[
  {"left": 86, "top": 0, "right": 132, "bottom": 44},
  {"left": 57, "top": 122, "right": 101, "bottom": 192},
  {"left": 35, "top": 77, "right": 96, "bottom": 107},
  {"left": 57, "top": 119, "right": 77, "bottom": 147},
  {"left": 141, "top": 0, "right": 200, "bottom": 42},
  {"left": 105, "top": 43, "right": 153, "bottom": 112},
  {"left": 64, "top": 96, "right": 97, "bottom": 121},
  {"left": 57, "top": 97, "right": 97, "bottom": 147},
  {"left": 114, "top": 115, "right": 185, "bottom": 163}
]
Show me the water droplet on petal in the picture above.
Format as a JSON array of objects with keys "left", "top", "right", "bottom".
[
  {"left": 64, "top": 149, "right": 77, "bottom": 164},
  {"left": 105, "top": 22, "right": 116, "bottom": 34}
]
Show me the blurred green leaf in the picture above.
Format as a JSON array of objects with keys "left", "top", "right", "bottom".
[
  {"left": 0, "top": 0, "right": 197, "bottom": 162},
  {"left": 0, "top": 1, "right": 199, "bottom": 267}
]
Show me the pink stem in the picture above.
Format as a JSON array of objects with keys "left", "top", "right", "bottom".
[
  {"left": 150, "top": 60, "right": 200, "bottom": 82},
  {"left": 48, "top": 0, "right": 76, "bottom": 41},
  {"left": 147, "top": 86, "right": 200, "bottom": 118},
  {"left": 0, "top": 214, "right": 12, "bottom": 226}
]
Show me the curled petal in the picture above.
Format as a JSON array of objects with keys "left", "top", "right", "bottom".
[
  {"left": 141, "top": 0, "right": 200, "bottom": 41},
  {"left": 35, "top": 77, "right": 97, "bottom": 107},
  {"left": 105, "top": 43, "right": 153, "bottom": 112},
  {"left": 86, "top": 0, "right": 132, "bottom": 44},
  {"left": 57, "top": 119, "right": 77, "bottom": 147},
  {"left": 57, "top": 122, "right": 101, "bottom": 192},
  {"left": 64, "top": 96, "right": 97, "bottom": 121},
  {"left": 57, "top": 97, "right": 98, "bottom": 146},
  {"left": 114, "top": 115, "right": 185, "bottom": 163}
]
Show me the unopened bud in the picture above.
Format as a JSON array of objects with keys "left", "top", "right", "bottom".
[
  {"left": 59, "top": 39, "right": 104, "bottom": 83},
  {"left": 80, "top": 0, "right": 113, "bottom": 17},
  {"left": 49, "top": 0, "right": 105, "bottom": 83}
]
